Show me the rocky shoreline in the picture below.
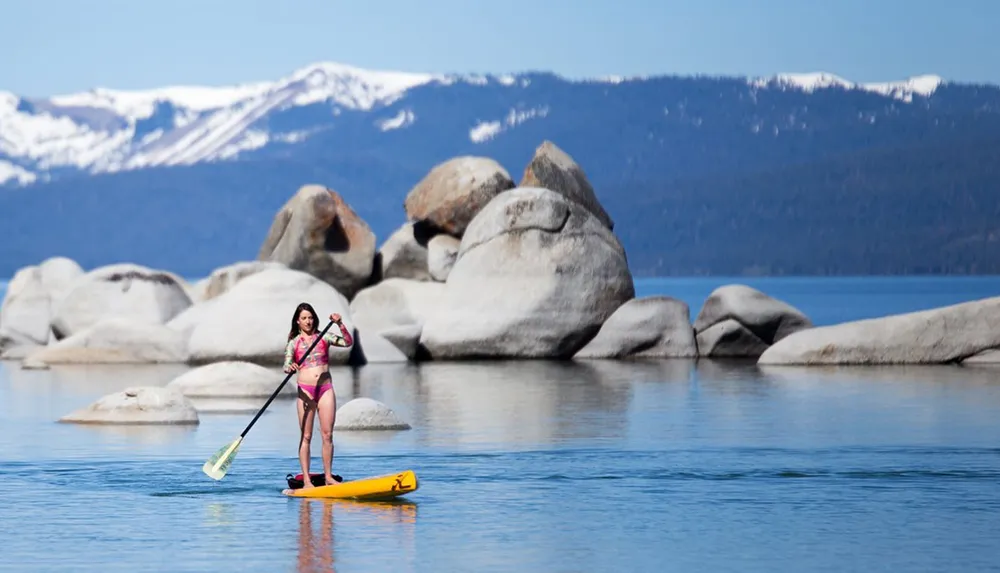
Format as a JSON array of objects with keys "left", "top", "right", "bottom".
[{"left": 3, "top": 140, "right": 999, "bottom": 371}]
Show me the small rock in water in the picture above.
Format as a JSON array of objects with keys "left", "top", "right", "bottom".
[
  {"left": 334, "top": 397, "right": 411, "bottom": 431},
  {"left": 59, "top": 386, "right": 199, "bottom": 425}
]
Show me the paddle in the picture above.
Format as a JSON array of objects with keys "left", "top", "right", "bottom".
[{"left": 202, "top": 319, "right": 336, "bottom": 481}]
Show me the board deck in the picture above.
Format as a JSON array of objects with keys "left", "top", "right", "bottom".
[{"left": 282, "top": 469, "right": 418, "bottom": 500}]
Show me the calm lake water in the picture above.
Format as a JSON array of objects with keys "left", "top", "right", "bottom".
[{"left": 2, "top": 276, "right": 1000, "bottom": 572}]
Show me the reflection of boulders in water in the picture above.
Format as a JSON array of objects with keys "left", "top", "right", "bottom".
[{"left": 404, "top": 361, "right": 636, "bottom": 444}]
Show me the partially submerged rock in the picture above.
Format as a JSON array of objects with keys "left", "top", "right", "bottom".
[
  {"left": 420, "top": 187, "right": 635, "bottom": 359},
  {"left": 335, "top": 397, "right": 411, "bottom": 430},
  {"left": 696, "top": 319, "right": 770, "bottom": 358},
  {"left": 694, "top": 284, "right": 811, "bottom": 358},
  {"left": 575, "top": 296, "right": 697, "bottom": 359},
  {"left": 60, "top": 387, "right": 199, "bottom": 425},
  {"left": 165, "top": 360, "right": 294, "bottom": 398},
  {"left": 758, "top": 296, "right": 1000, "bottom": 365}
]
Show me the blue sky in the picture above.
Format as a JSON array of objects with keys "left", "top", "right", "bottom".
[{"left": 2, "top": 0, "right": 998, "bottom": 96}]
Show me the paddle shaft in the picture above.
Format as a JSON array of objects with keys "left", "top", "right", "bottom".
[{"left": 238, "top": 319, "right": 337, "bottom": 438}]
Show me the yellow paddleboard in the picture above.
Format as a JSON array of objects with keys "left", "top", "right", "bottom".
[{"left": 282, "top": 470, "right": 419, "bottom": 500}]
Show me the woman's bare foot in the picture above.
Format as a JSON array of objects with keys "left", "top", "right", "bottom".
[
  {"left": 324, "top": 474, "right": 338, "bottom": 486},
  {"left": 302, "top": 479, "right": 315, "bottom": 489}
]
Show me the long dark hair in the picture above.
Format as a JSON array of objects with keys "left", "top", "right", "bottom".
[{"left": 288, "top": 302, "right": 320, "bottom": 341}]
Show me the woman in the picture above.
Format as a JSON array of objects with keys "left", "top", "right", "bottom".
[{"left": 283, "top": 302, "right": 354, "bottom": 488}]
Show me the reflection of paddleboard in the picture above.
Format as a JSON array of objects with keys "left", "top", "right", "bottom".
[{"left": 282, "top": 470, "right": 419, "bottom": 500}]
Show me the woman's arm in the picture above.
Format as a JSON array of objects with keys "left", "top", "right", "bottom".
[
  {"left": 324, "top": 314, "right": 354, "bottom": 347},
  {"left": 283, "top": 338, "right": 298, "bottom": 372}
]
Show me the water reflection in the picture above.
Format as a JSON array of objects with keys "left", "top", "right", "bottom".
[
  {"left": 297, "top": 499, "right": 335, "bottom": 573},
  {"left": 295, "top": 499, "right": 418, "bottom": 573},
  {"left": 72, "top": 422, "right": 199, "bottom": 447},
  {"left": 354, "top": 361, "right": 644, "bottom": 447}
]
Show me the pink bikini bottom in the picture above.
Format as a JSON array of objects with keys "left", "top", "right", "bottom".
[{"left": 299, "top": 374, "right": 332, "bottom": 402}]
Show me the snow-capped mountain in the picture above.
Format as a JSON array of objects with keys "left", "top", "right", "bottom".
[
  {"left": 3, "top": 61, "right": 1000, "bottom": 279},
  {"left": 0, "top": 61, "right": 972, "bottom": 186}
]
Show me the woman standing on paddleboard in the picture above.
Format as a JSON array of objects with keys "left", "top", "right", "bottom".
[{"left": 283, "top": 302, "right": 353, "bottom": 488}]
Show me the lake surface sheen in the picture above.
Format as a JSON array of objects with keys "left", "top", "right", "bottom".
[{"left": 2, "top": 276, "right": 1000, "bottom": 572}]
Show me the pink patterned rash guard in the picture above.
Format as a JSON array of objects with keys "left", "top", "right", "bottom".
[{"left": 283, "top": 324, "right": 353, "bottom": 372}]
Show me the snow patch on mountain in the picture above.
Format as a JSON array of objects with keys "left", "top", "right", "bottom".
[
  {"left": 750, "top": 72, "right": 944, "bottom": 102},
  {"left": 377, "top": 109, "right": 415, "bottom": 131},
  {"left": 0, "top": 62, "right": 442, "bottom": 174},
  {"left": 469, "top": 106, "right": 550, "bottom": 143}
]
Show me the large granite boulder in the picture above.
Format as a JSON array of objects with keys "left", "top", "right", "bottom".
[
  {"left": 168, "top": 267, "right": 353, "bottom": 366},
  {"left": 59, "top": 387, "right": 199, "bottom": 425},
  {"left": 758, "top": 296, "right": 1000, "bottom": 365},
  {"left": 258, "top": 184, "right": 376, "bottom": 299},
  {"left": 165, "top": 360, "right": 296, "bottom": 398},
  {"left": 694, "top": 284, "right": 812, "bottom": 358},
  {"left": 419, "top": 187, "right": 635, "bottom": 359},
  {"left": 50, "top": 263, "right": 192, "bottom": 339},
  {"left": 0, "top": 257, "right": 85, "bottom": 351},
  {"left": 403, "top": 156, "right": 515, "bottom": 236},
  {"left": 519, "top": 140, "right": 613, "bottom": 230},
  {"left": 574, "top": 296, "right": 697, "bottom": 359}
]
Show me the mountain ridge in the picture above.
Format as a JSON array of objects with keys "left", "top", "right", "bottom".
[
  {"left": 0, "top": 61, "right": 977, "bottom": 186},
  {"left": 3, "top": 61, "right": 1000, "bottom": 279}
]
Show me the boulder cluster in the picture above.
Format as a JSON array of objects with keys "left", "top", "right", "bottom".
[{"left": 4, "top": 139, "right": 1000, "bottom": 376}]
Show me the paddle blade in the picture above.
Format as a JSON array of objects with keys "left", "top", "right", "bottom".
[{"left": 202, "top": 437, "right": 243, "bottom": 481}]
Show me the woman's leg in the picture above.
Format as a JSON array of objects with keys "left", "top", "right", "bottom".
[
  {"left": 316, "top": 377, "right": 338, "bottom": 485},
  {"left": 297, "top": 389, "right": 317, "bottom": 488}
]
